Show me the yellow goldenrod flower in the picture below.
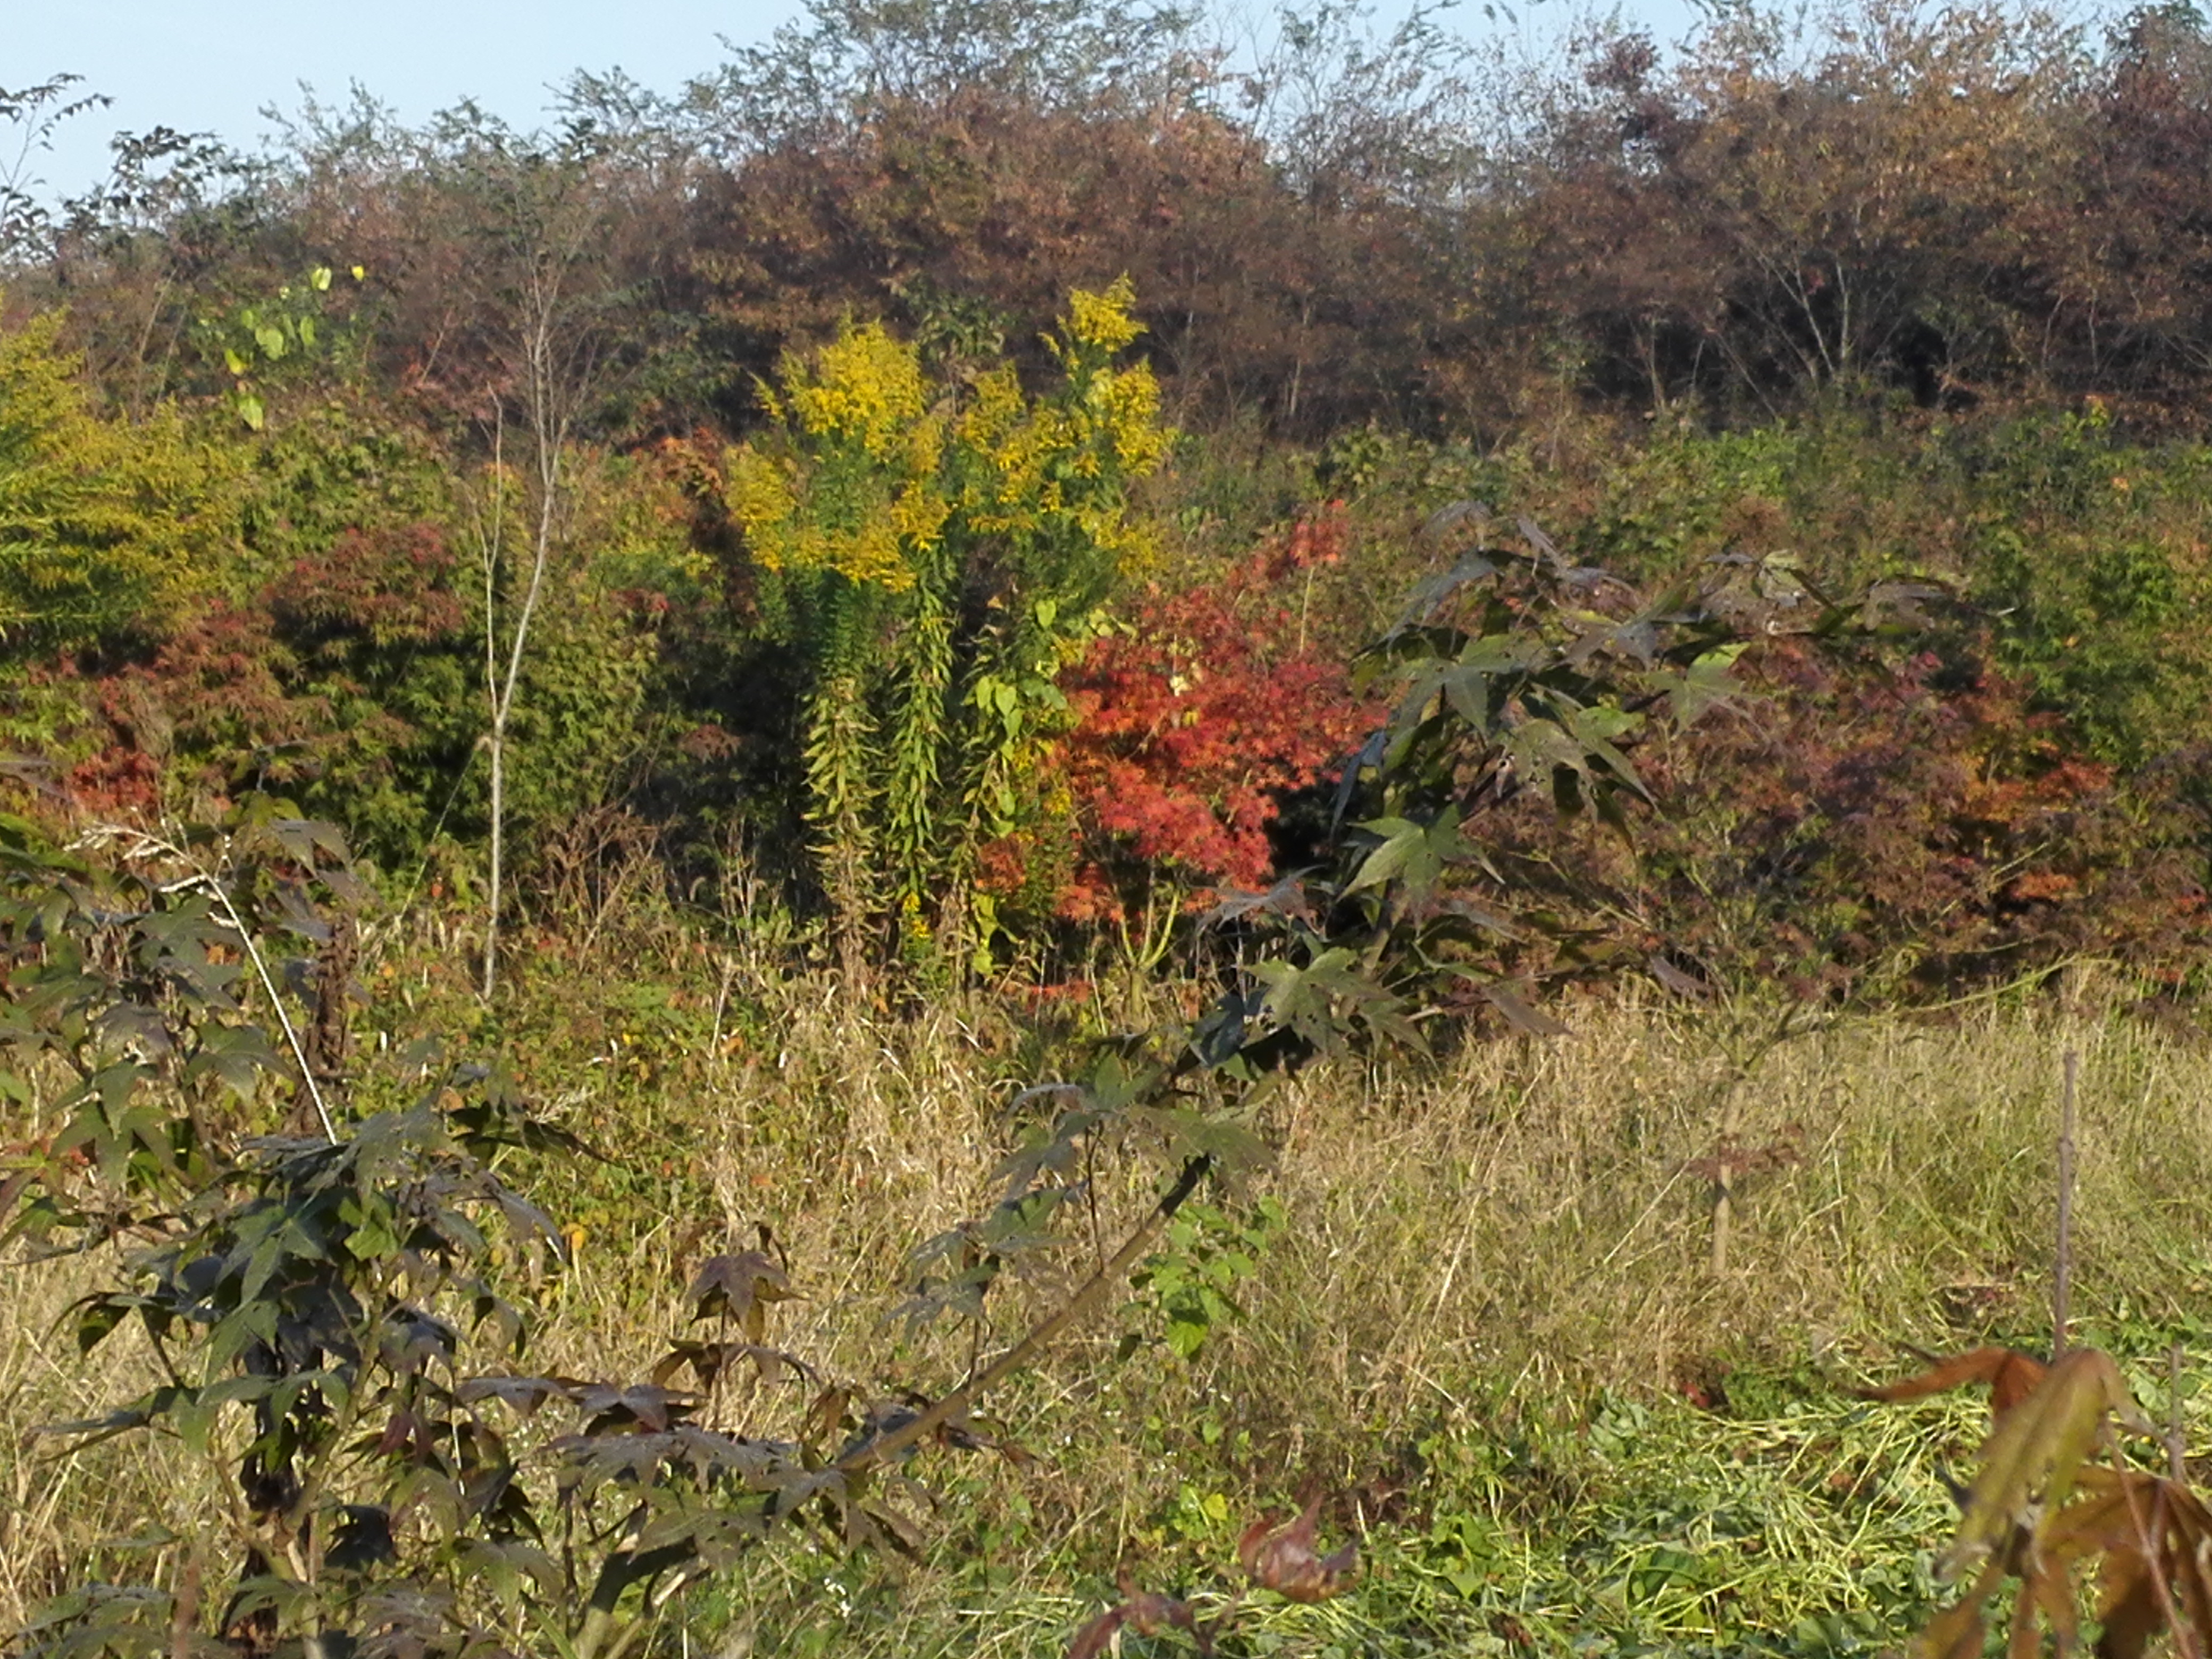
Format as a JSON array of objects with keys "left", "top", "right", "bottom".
[
  {"left": 890, "top": 478, "right": 952, "bottom": 551},
  {"left": 726, "top": 286, "right": 1171, "bottom": 600},
  {"left": 785, "top": 322, "right": 927, "bottom": 458},
  {"left": 1094, "top": 363, "right": 1170, "bottom": 474},
  {"left": 1063, "top": 276, "right": 1145, "bottom": 351},
  {"left": 723, "top": 446, "right": 795, "bottom": 541}
]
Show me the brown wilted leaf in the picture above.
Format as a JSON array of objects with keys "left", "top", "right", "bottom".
[
  {"left": 2096, "top": 1556, "right": 2166, "bottom": 1659},
  {"left": 1915, "top": 1556, "right": 2007, "bottom": 1659},
  {"left": 802, "top": 1385, "right": 852, "bottom": 1451},
  {"left": 1949, "top": 1467, "right": 2210, "bottom": 1659},
  {"left": 1238, "top": 1497, "right": 1360, "bottom": 1603},
  {"left": 1645, "top": 953, "right": 1713, "bottom": 1001},
  {"left": 1909, "top": 1501, "right": 2088, "bottom": 1659},
  {"left": 571, "top": 1383, "right": 697, "bottom": 1434},
  {"left": 651, "top": 1337, "right": 814, "bottom": 1392},
  {"left": 455, "top": 1374, "right": 579, "bottom": 1416},
  {"left": 2044, "top": 1467, "right": 2212, "bottom": 1659},
  {"left": 933, "top": 1405, "right": 1037, "bottom": 1466},
  {"left": 1938, "top": 1348, "right": 2153, "bottom": 1583},
  {"left": 1857, "top": 1346, "right": 2049, "bottom": 1420},
  {"left": 1483, "top": 983, "right": 1571, "bottom": 1037},
  {"left": 1068, "top": 1569, "right": 1211, "bottom": 1659},
  {"left": 825, "top": 1392, "right": 1035, "bottom": 1468},
  {"left": 1904, "top": 1350, "right": 2181, "bottom": 1659}
]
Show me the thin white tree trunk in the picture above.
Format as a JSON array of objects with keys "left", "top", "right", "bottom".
[
  {"left": 477, "top": 211, "right": 584, "bottom": 998},
  {"left": 482, "top": 288, "right": 568, "bottom": 998},
  {"left": 480, "top": 410, "right": 505, "bottom": 998},
  {"left": 484, "top": 719, "right": 506, "bottom": 998}
]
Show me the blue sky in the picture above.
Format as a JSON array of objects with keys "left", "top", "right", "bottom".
[
  {"left": 7, "top": 0, "right": 1698, "bottom": 199},
  {"left": 9, "top": 0, "right": 803, "bottom": 195}
]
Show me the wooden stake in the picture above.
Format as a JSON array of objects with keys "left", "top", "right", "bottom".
[
  {"left": 1712, "top": 1077, "right": 1742, "bottom": 1277},
  {"left": 1710, "top": 1162, "right": 1732, "bottom": 1277},
  {"left": 2054, "top": 1048, "right": 2078, "bottom": 1359},
  {"left": 2171, "top": 1343, "right": 2189, "bottom": 1484}
]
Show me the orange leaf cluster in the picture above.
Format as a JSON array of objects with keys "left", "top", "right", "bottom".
[{"left": 1044, "top": 507, "right": 1375, "bottom": 924}]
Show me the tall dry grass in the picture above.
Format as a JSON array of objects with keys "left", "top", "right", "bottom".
[{"left": 7, "top": 938, "right": 2212, "bottom": 1645}]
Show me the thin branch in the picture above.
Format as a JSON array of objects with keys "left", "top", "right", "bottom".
[
  {"left": 2113, "top": 1442, "right": 2201, "bottom": 1659},
  {"left": 79, "top": 824, "right": 336, "bottom": 1142},
  {"left": 834, "top": 1155, "right": 1212, "bottom": 1477}
]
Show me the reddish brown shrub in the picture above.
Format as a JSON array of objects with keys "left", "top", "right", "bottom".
[
  {"left": 1478, "top": 637, "right": 2212, "bottom": 998},
  {"left": 65, "top": 523, "right": 474, "bottom": 845},
  {"left": 1030, "top": 505, "right": 1379, "bottom": 926}
]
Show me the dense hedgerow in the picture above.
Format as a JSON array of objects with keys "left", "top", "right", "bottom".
[{"left": 3, "top": 0, "right": 2210, "bottom": 996}]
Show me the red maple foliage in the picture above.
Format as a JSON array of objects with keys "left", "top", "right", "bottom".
[{"left": 1035, "top": 505, "right": 1378, "bottom": 925}]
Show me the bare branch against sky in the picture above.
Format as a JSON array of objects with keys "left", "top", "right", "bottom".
[{"left": 7, "top": 0, "right": 1697, "bottom": 197}]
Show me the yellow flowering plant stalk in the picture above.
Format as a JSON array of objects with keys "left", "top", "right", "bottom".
[{"left": 722, "top": 278, "right": 1171, "bottom": 971}]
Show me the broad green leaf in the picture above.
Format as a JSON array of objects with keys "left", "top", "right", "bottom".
[
  {"left": 74, "top": 1294, "right": 138, "bottom": 1354},
  {"left": 1347, "top": 809, "right": 1468, "bottom": 901},
  {"left": 1661, "top": 643, "right": 1747, "bottom": 726},
  {"left": 184, "top": 1024, "right": 282, "bottom": 1101},
  {"left": 1132, "top": 1107, "right": 1273, "bottom": 1174},
  {"left": 1394, "top": 550, "right": 1498, "bottom": 625}
]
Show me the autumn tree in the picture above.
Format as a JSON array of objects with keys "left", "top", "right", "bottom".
[{"left": 1513, "top": 1, "right": 2086, "bottom": 410}]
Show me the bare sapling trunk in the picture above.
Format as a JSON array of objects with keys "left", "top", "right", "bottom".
[
  {"left": 481, "top": 273, "right": 571, "bottom": 999},
  {"left": 479, "top": 414, "right": 506, "bottom": 998}
]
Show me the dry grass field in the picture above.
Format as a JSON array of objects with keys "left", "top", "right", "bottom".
[{"left": 10, "top": 932, "right": 2212, "bottom": 1652}]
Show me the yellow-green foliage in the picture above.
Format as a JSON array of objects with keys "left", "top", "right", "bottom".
[
  {"left": 451, "top": 446, "right": 699, "bottom": 843},
  {"left": 0, "top": 308, "right": 238, "bottom": 651},
  {"left": 722, "top": 277, "right": 1170, "bottom": 595}
]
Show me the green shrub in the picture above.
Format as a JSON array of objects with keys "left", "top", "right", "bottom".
[{"left": 0, "top": 307, "right": 240, "bottom": 657}]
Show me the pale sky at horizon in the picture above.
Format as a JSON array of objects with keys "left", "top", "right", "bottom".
[{"left": 7, "top": 0, "right": 1700, "bottom": 202}]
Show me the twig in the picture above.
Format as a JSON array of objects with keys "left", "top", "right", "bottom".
[
  {"left": 834, "top": 1155, "right": 1212, "bottom": 1477},
  {"left": 2114, "top": 1439, "right": 2201, "bottom": 1659},
  {"left": 2171, "top": 1344, "right": 2188, "bottom": 1485},
  {"left": 195, "top": 872, "right": 338, "bottom": 1144},
  {"left": 81, "top": 824, "right": 336, "bottom": 1142}
]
